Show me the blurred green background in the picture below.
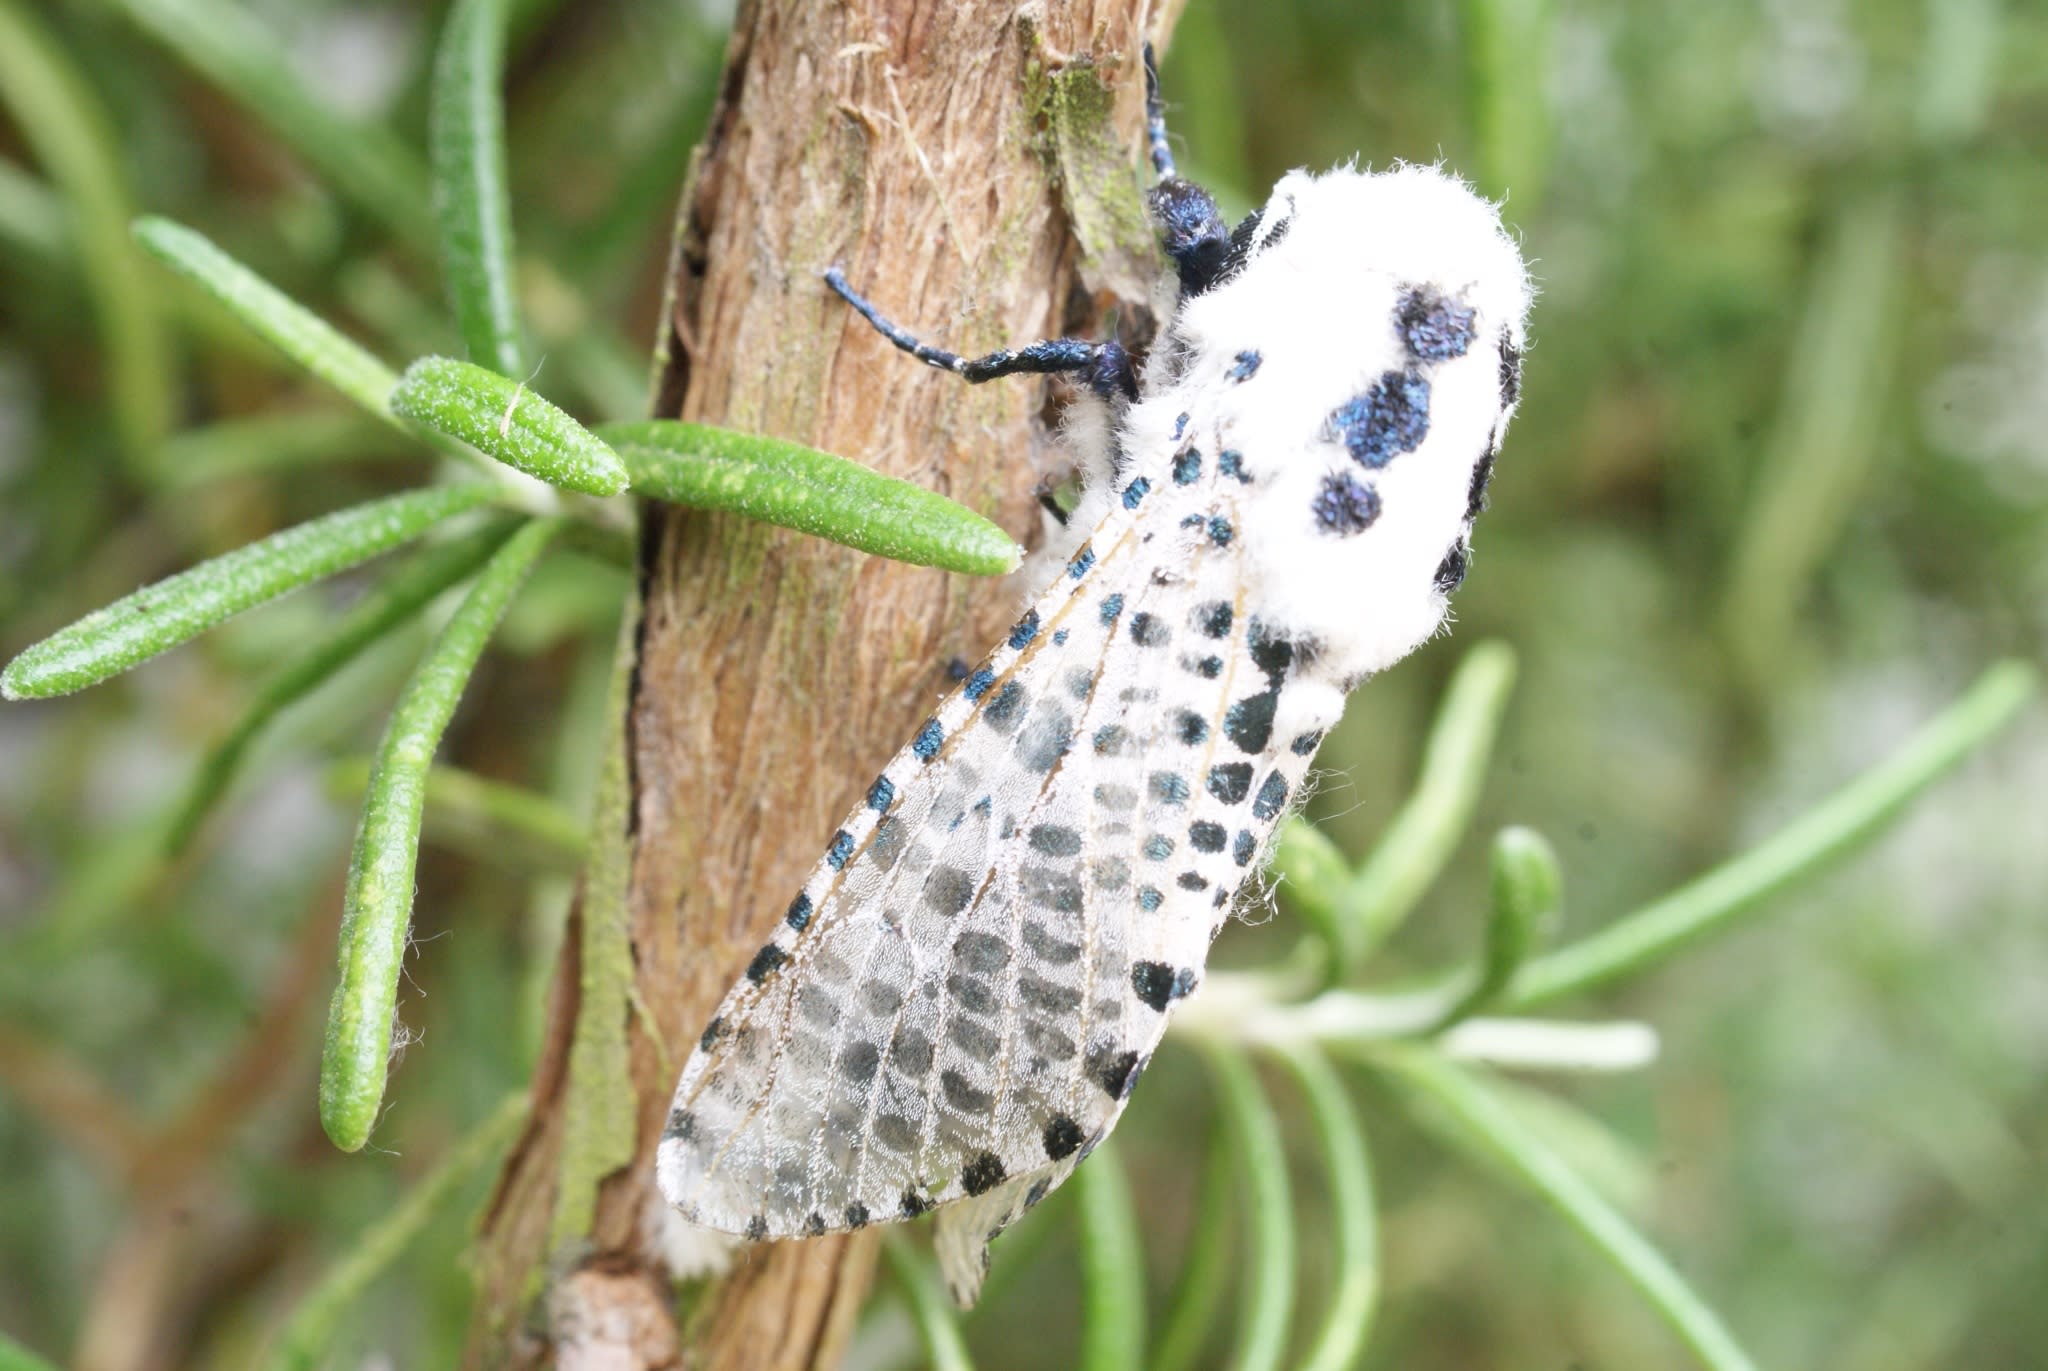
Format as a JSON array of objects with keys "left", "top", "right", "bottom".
[{"left": 1, "top": 0, "right": 2043, "bottom": 1367}]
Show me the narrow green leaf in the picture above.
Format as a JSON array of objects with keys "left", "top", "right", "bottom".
[
  {"left": 159, "top": 410, "right": 419, "bottom": 487},
  {"left": 1077, "top": 1141, "right": 1147, "bottom": 1371},
  {"left": 392, "top": 357, "right": 629, "bottom": 496},
  {"left": 431, "top": 0, "right": 525, "bottom": 376},
  {"left": 1458, "top": 0, "right": 1553, "bottom": 207},
  {"left": 322, "top": 759, "right": 589, "bottom": 871},
  {"left": 2, "top": 484, "right": 501, "bottom": 700},
  {"left": 1378, "top": 1047, "right": 1761, "bottom": 1371},
  {"left": 1147, "top": 1127, "right": 1236, "bottom": 1371},
  {"left": 319, "top": 517, "right": 560, "bottom": 1152},
  {"left": 0, "top": 0, "right": 174, "bottom": 464},
  {"left": 1333, "top": 640, "right": 1517, "bottom": 977},
  {"left": 165, "top": 517, "right": 521, "bottom": 854},
  {"left": 884, "top": 1234, "right": 976, "bottom": 1371},
  {"left": 270, "top": 1092, "right": 525, "bottom": 1371},
  {"left": 601, "top": 419, "right": 1022, "bottom": 576},
  {"left": 134, "top": 217, "right": 401, "bottom": 422},
  {"left": 104, "top": 0, "right": 431, "bottom": 245},
  {"left": 1509, "top": 660, "right": 2036, "bottom": 1009},
  {"left": 1429, "top": 825, "right": 1563, "bottom": 1030},
  {"left": 1274, "top": 1046, "right": 1379, "bottom": 1371},
  {"left": 1203, "top": 1045, "right": 1295, "bottom": 1371},
  {"left": 0, "top": 157, "right": 70, "bottom": 265},
  {"left": 1268, "top": 818, "right": 1350, "bottom": 970}
]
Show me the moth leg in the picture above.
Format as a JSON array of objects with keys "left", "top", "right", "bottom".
[
  {"left": 823, "top": 268, "right": 1136, "bottom": 402},
  {"left": 1142, "top": 41, "right": 1176, "bottom": 180}
]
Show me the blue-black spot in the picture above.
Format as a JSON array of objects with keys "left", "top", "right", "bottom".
[
  {"left": 1291, "top": 730, "right": 1324, "bottom": 756},
  {"left": 1208, "top": 516, "right": 1233, "bottom": 546},
  {"left": 1175, "top": 710, "right": 1209, "bottom": 745},
  {"left": 1228, "top": 350, "right": 1262, "bottom": 380},
  {"left": 1172, "top": 448, "right": 1202, "bottom": 484},
  {"left": 745, "top": 1215, "right": 768, "bottom": 1240},
  {"left": 1173, "top": 411, "right": 1190, "bottom": 439},
  {"left": 747, "top": 943, "right": 787, "bottom": 982},
  {"left": 1138, "top": 886, "right": 1163, "bottom": 912},
  {"left": 1193, "top": 655, "right": 1223, "bottom": 678},
  {"left": 1143, "top": 834, "right": 1175, "bottom": 861},
  {"left": 845, "top": 1203, "right": 871, "bottom": 1228},
  {"left": 1189, "top": 820, "right": 1226, "bottom": 853},
  {"left": 1068, "top": 547, "right": 1096, "bottom": 579},
  {"left": 1122, "top": 476, "right": 1152, "bottom": 510},
  {"left": 1218, "top": 450, "right": 1249, "bottom": 483},
  {"left": 1043, "top": 1115, "right": 1085, "bottom": 1160},
  {"left": 699, "top": 1017, "right": 723, "bottom": 1052},
  {"left": 1130, "top": 612, "right": 1170, "bottom": 647},
  {"left": 1150, "top": 771, "right": 1190, "bottom": 806},
  {"left": 1329, "top": 369, "right": 1431, "bottom": 468},
  {"left": 664, "top": 1107, "right": 694, "bottom": 1141},
  {"left": 1206, "top": 763, "right": 1252, "bottom": 804},
  {"left": 786, "top": 893, "right": 814, "bottom": 931},
  {"left": 1009, "top": 609, "right": 1041, "bottom": 649},
  {"left": 1094, "top": 724, "right": 1129, "bottom": 755},
  {"left": 1030, "top": 824, "right": 1083, "bottom": 857},
  {"left": 1132, "top": 960, "right": 1197, "bottom": 1011},
  {"left": 1397, "top": 286, "right": 1477, "bottom": 360},
  {"left": 1252, "top": 771, "right": 1290, "bottom": 820},
  {"left": 1022, "top": 866, "right": 1084, "bottom": 914},
  {"left": 1177, "top": 871, "right": 1209, "bottom": 891},
  {"left": 1467, "top": 450, "right": 1496, "bottom": 520},
  {"left": 914, "top": 717, "right": 944, "bottom": 761},
  {"left": 983, "top": 680, "right": 1027, "bottom": 730},
  {"left": 1499, "top": 336, "right": 1523, "bottom": 406},
  {"left": 1017, "top": 708, "right": 1074, "bottom": 772},
  {"left": 802, "top": 1211, "right": 827, "bottom": 1236},
  {"left": 1313, "top": 471, "right": 1381, "bottom": 535},
  {"left": 1054, "top": 628, "right": 1069, "bottom": 646},
  {"left": 1225, "top": 693, "right": 1279, "bottom": 754},
  {"left": 901, "top": 1190, "right": 932, "bottom": 1218},
  {"left": 1194, "top": 601, "right": 1233, "bottom": 639},
  {"left": 961, "top": 1151, "right": 1006, "bottom": 1196},
  {"left": 964, "top": 667, "right": 996, "bottom": 700},
  {"left": 826, "top": 830, "right": 855, "bottom": 869},
  {"left": 1434, "top": 541, "right": 1469, "bottom": 591},
  {"left": 1233, "top": 829, "right": 1256, "bottom": 866},
  {"left": 1100, "top": 592, "right": 1125, "bottom": 625},
  {"left": 868, "top": 775, "right": 895, "bottom": 811},
  {"left": 1089, "top": 1045, "right": 1142, "bottom": 1098}
]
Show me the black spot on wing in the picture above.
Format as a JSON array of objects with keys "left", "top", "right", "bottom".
[{"left": 1397, "top": 286, "right": 1477, "bottom": 360}]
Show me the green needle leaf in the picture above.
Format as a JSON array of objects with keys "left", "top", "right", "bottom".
[
  {"left": 430, "top": 0, "right": 524, "bottom": 376},
  {"left": 885, "top": 1234, "right": 976, "bottom": 1371},
  {"left": 1203, "top": 1044, "right": 1295, "bottom": 1371},
  {"left": 321, "top": 759, "right": 590, "bottom": 873},
  {"left": 1274, "top": 1045, "right": 1379, "bottom": 1371},
  {"left": 164, "top": 517, "right": 522, "bottom": 854},
  {"left": 1077, "top": 1140, "right": 1147, "bottom": 1371},
  {"left": 2, "top": 484, "right": 502, "bottom": 700},
  {"left": 1378, "top": 1046, "right": 1761, "bottom": 1371},
  {"left": 319, "top": 517, "right": 560, "bottom": 1152},
  {"left": 134, "top": 216, "right": 402, "bottom": 421},
  {"left": 104, "top": 0, "right": 431, "bottom": 245},
  {"left": 601, "top": 419, "right": 1023, "bottom": 576},
  {"left": 0, "top": 1328, "right": 63, "bottom": 1371},
  {"left": 270, "top": 1092, "right": 525, "bottom": 1371},
  {"left": 1508, "top": 660, "right": 2036, "bottom": 1009},
  {"left": 392, "top": 357, "right": 629, "bottom": 496},
  {"left": 1332, "top": 640, "right": 1518, "bottom": 978},
  {"left": 1429, "top": 825, "right": 1563, "bottom": 1030}
]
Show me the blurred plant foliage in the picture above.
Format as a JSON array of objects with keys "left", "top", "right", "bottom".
[{"left": 1, "top": 0, "right": 2043, "bottom": 1369}]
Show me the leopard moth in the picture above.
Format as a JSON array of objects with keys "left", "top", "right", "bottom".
[{"left": 656, "top": 47, "right": 1532, "bottom": 1305}]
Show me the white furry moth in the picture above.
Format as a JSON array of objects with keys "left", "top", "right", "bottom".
[{"left": 657, "top": 47, "right": 1532, "bottom": 1305}]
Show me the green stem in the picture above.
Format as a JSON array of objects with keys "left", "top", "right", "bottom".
[
  {"left": 1146, "top": 1124, "right": 1236, "bottom": 1371},
  {"left": 884, "top": 1234, "right": 977, "bottom": 1371},
  {"left": 1509, "top": 660, "right": 2035, "bottom": 1008},
  {"left": 1203, "top": 1044, "right": 1294, "bottom": 1371},
  {"left": 1273, "top": 1045, "right": 1379, "bottom": 1371},
  {"left": 1077, "top": 1140, "right": 1147, "bottom": 1371},
  {"left": 269, "top": 1092, "right": 526, "bottom": 1370},
  {"left": 319, "top": 517, "right": 559, "bottom": 1152},
  {"left": 1377, "top": 1046, "right": 1760, "bottom": 1371},
  {"left": 321, "top": 759, "right": 590, "bottom": 870}
]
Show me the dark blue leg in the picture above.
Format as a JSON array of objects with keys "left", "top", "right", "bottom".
[
  {"left": 823, "top": 268, "right": 1137, "bottom": 402},
  {"left": 1143, "top": 42, "right": 1176, "bottom": 180}
]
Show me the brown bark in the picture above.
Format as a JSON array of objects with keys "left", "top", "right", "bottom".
[{"left": 468, "top": 2, "right": 1162, "bottom": 1367}]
